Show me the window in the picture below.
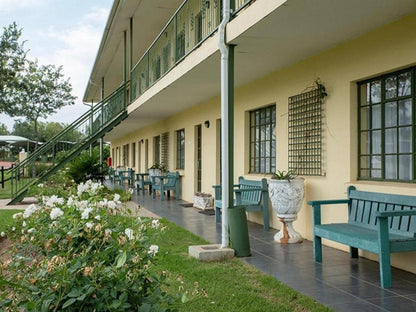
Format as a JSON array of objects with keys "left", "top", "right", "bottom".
[
  {"left": 176, "top": 28, "right": 185, "bottom": 60},
  {"left": 123, "top": 144, "right": 129, "bottom": 167},
  {"left": 249, "top": 105, "right": 276, "bottom": 174},
  {"left": 154, "top": 135, "right": 160, "bottom": 164},
  {"left": 358, "top": 67, "right": 414, "bottom": 181},
  {"left": 176, "top": 129, "right": 185, "bottom": 169},
  {"left": 195, "top": 12, "right": 203, "bottom": 43},
  {"left": 132, "top": 142, "right": 136, "bottom": 167}
]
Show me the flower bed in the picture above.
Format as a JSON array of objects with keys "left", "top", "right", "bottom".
[{"left": 0, "top": 180, "right": 176, "bottom": 311}]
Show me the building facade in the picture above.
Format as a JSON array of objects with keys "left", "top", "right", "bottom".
[{"left": 84, "top": 0, "right": 416, "bottom": 273}]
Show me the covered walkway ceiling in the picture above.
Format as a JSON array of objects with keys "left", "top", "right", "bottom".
[{"left": 101, "top": 0, "right": 416, "bottom": 141}]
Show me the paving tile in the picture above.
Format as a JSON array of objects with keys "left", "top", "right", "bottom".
[
  {"left": 367, "top": 295, "right": 416, "bottom": 312},
  {"left": 330, "top": 301, "right": 387, "bottom": 312},
  {"left": 299, "top": 285, "right": 360, "bottom": 306}
]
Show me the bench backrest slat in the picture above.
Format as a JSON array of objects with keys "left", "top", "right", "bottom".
[
  {"left": 238, "top": 176, "right": 266, "bottom": 203},
  {"left": 348, "top": 187, "right": 416, "bottom": 237},
  {"left": 165, "top": 172, "right": 178, "bottom": 187}
]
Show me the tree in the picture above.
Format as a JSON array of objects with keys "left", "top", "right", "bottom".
[
  {"left": 0, "top": 22, "right": 26, "bottom": 114},
  {"left": 10, "top": 59, "right": 76, "bottom": 148},
  {"left": 0, "top": 123, "right": 9, "bottom": 135}
]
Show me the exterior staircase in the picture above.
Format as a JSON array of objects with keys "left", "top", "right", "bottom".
[{"left": 8, "top": 85, "right": 127, "bottom": 204}]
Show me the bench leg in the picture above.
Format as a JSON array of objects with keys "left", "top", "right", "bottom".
[
  {"left": 379, "top": 251, "right": 392, "bottom": 288},
  {"left": 313, "top": 236, "right": 322, "bottom": 262},
  {"left": 160, "top": 189, "right": 165, "bottom": 201},
  {"left": 378, "top": 217, "right": 392, "bottom": 288},
  {"left": 215, "top": 207, "right": 221, "bottom": 222},
  {"left": 263, "top": 207, "right": 269, "bottom": 231},
  {"left": 350, "top": 247, "right": 358, "bottom": 258}
]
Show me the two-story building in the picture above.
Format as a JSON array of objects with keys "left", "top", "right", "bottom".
[{"left": 83, "top": 0, "right": 416, "bottom": 274}]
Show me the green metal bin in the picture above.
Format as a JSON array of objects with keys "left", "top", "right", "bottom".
[{"left": 228, "top": 205, "right": 251, "bottom": 257}]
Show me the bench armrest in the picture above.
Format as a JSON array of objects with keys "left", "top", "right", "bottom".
[
  {"left": 376, "top": 210, "right": 416, "bottom": 218},
  {"left": 307, "top": 199, "right": 350, "bottom": 226},
  {"left": 307, "top": 199, "right": 350, "bottom": 206},
  {"left": 234, "top": 188, "right": 267, "bottom": 193}
]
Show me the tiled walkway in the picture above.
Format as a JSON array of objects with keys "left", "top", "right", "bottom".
[{"left": 131, "top": 191, "right": 416, "bottom": 312}]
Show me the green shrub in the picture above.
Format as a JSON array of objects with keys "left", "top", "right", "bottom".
[
  {"left": 67, "top": 150, "right": 101, "bottom": 183},
  {"left": 1, "top": 180, "right": 177, "bottom": 311}
]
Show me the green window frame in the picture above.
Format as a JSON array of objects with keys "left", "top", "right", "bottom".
[
  {"left": 358, "top": 67, "right": 415, "bottom": 182},
  {"left": 176, "top": 129, "right": 185, "bottom": 169},
  {"left": 132, "top": 142, "right": 136, "bottom": 167},
  {"left": 249, "top": 105, "right": 276, "bottom": 174},
  {"left": 154, "top": 135, "right": 161, "bottom": 164}
]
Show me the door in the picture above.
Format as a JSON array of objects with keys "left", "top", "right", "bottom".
[{"left": 196, "top": 124, "right": 202, "bottom": 193}]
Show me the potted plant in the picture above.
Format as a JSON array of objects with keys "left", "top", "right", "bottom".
[
  {"left": 193, "top": 192, "right": 213, "bottom": 210},
  {"left": 148, "top": 163, "right": 167, "bottom": 176},
  {"left": 268, "top": 170, "right": 305, "bottom": 244},
  {"left": 148, "top": 163, "right": 167, "bottom": 185}
]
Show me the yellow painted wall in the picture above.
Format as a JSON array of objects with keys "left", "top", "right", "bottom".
[{"left": 111, "top": 13, "right": 416, "bottom": 273}]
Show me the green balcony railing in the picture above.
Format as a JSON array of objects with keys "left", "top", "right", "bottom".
[
  {"left": 9, "top": 84, "right": 127, "bottom": 202},
  {"left": 130, "top": 0, "right": 252, "bottom": 102}
]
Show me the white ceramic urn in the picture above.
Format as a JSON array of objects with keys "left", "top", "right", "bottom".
[{"left": 268, "top": 178, "right": 305, "bottom": 243}]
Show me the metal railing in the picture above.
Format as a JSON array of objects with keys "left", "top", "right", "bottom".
[
  {"left": 1, "top": 164, "right": 14, "bottom": 189},
  {"left": 10, "top": 84, "right": 126, "bottom": 200},
  {"left": 130, "top": 0, "right": 252, "bottom": 102}
]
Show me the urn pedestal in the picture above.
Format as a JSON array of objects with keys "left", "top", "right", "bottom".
[{"left": 268, "top": 178, "right": 305, "bottom": 244}]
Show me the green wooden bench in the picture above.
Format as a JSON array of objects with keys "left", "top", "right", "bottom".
[
  {"left": 308, "top": 186, "right": 416, "bottom": 288},
  {"left": 151, "top": 171, "right": 181, "bottom": 201},
  {"left": 136, "top": 173, "right": 152, "bottom": 195},
  {"left": 118, "top": 168, "right": 134, "bottom": 186},
  {"left": 212, "top": 176, "right": 269, "bottom": 230},
  {"left": 108, "top": 167, "right": 120, "bottom": 184}
]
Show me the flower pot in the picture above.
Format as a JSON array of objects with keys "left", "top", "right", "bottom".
[
  {"left": 268, "top": 178, "right": 305, "bottom": 243},
  {"left": 193, "top": 193, "right": 213, "bottom": 210},
  {"left": 148, "top": 169, "right": 162, "bottom": 185}
]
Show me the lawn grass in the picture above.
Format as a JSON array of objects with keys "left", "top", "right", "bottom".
[
  {"left": 0, "top": 209, "right": 20, "bottom": 231},
  {"left": 154, "top": 219, "right": 332, "bottom": 312},
  {"left": 0, "top": 180, "right": 11, "bottom": 199}
]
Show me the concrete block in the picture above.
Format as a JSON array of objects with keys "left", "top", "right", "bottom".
[{"left": 188, "top": 244, "right": 234, "bottom": 262}]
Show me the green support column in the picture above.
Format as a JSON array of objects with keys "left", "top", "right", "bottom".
[
  {"left": 100, "top": 77, "right": 105, "bottom": 174},
  {"left": 129, "top": 17, "right": 133, "bottom": 103},
  {"left": 228, "top": 45, "right": 234, "bottom": 203}
]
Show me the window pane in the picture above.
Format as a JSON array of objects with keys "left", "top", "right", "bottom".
[
  {"left": 385, "top": 128, "right": 397, "bottom": 153},
  {"left": 398, "top": 99, "right": 412, "bottom": 126},
  {"left": 360, "top": 156, "right": 370, "bottom": 169},
  {"left": 361, "top": 106, "right": 371, "bottom": 130},
  {"left": 360, "top": 169, "right": 370, "bottom": 178},
  {"left": 370, "top": 80, "right": 381, "bottom": 103},
  {"left": 399, "top": 155, "right": 412, "bottom": 180},
  {"left": 372, "top": 156, "right": 381, "bottom": 169},
  {"left": 371, "top": 169, "right": 381, "bottom": 178},
  {"left": 372, "top": 130, "right": 381, "bottom": 154},
  {"left": 385, "top": 155, "right": 397, "bottom": 179},
  {"left": 372, "top": 105, "right": 381, "bottom": 128},
  {"left": 385, "top": 76, "right": 397, "bottom": 99},
  {"left": 399, "top": 127, "right": 412, "bottom": 153},
  {"left": 385, "top": 101, "right": 397, "bottom": 127},
  {"left": 398, "top": 72, "right": 411, "bottom": 97},
  {"left": 360, "top": 131, "right": 371, "bottom": 154}
]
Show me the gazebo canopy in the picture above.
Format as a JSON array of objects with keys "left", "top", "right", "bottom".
[{"left": 0, "top": 135, "right": 40, "bottom": 150}]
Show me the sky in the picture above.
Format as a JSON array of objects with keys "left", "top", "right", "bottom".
[{"left": 0, "top": 0, "right": 113, "bottom": 131}]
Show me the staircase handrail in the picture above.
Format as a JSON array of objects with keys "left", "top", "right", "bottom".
[{"left": 15, "top": 84, "right": 126, "bottom": 168}]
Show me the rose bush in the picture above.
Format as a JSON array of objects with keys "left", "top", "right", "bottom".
[{"left": 0, "top": 180, "right": 176, "bottom": 311}]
